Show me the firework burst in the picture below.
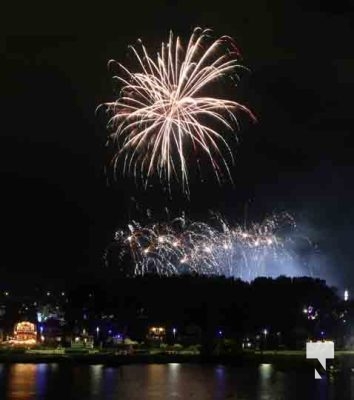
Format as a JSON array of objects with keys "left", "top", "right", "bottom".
[
  {"left": 105, "top": 212, "right": 310, "bottom": 281},
  {"left": 101, "top": 27, "right": 255, "bottom": 193}
]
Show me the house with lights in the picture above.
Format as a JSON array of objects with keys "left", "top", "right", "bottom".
[
  {"left": 147, "top": 326, "right": 166, "bottom": 343},
  {"left": 11, "top": 321, "right": 37, "bottom": 345}
]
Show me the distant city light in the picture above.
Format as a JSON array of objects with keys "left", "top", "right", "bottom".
[
  {"left": 263, "top": 329, "right": 268, "bottom": 336},
  {"left": 344, "top": 290, "right": 349, "bottom": 302}
]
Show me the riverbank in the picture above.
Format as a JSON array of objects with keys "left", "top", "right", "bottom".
[{"left": 1, "top": 350, "right": 354, "bottom": 371}]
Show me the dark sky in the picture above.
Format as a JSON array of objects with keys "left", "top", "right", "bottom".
[{"left": 1, "top": 0, "right": 354, "bottom": 289}]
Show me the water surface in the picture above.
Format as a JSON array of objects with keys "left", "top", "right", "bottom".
[{"left": 0, "top": 363, "right": 353, "bottom": 399}]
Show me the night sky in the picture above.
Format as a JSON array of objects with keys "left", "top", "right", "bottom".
[{"left": 2, "top": 0, "right": 354, "bottom": 289}]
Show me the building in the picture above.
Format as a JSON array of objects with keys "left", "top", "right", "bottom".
[
  {"left": 147, "top": 326, "right": 166, "bottom": 342},
  {"left": 12, "top": 321, "right": 37, "bottom": 345}
]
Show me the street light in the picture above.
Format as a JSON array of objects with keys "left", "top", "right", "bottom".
[
  {"left": 344, "top": 290, "right": 349, "bottom": 302},
  {"left": 172, "top": 328, "right": 177, "bottom": 340},
  {"left": 262, "top": 329, "right": 268, "bottom": 351}
]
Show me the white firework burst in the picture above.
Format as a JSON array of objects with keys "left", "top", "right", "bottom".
[{"left": 101, "top": 27, "right": 255, "bottom": 193}]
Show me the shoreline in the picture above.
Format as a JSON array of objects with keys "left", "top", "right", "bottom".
[{"left": 1, "top": 351, "right": 353, "bottom": 370}]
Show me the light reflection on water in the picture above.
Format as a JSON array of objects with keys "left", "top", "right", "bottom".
[
  {"left": 90, "top": 364, "right": 103, "bottom": 395},
  {"left": 6, "top": 364, "right": 48, "bottom": 400},
  {"left": 0, "top": 362, "right": 351, "bottom": 399}
]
